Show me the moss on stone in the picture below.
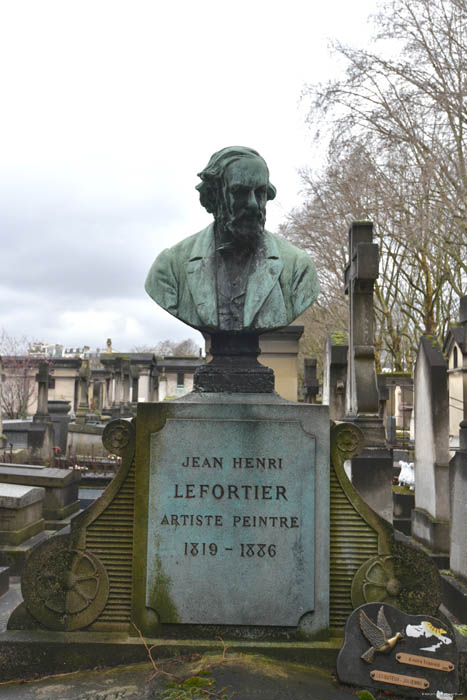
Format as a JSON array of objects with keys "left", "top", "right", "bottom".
[
  {"left": 330, "top": 331, "right": 347, "bottom": 346},
  {"left": 392, "top": 484, "right": 414, "bottom": 495},
  {"left": 392, "top": 540, "right": 441, "bottom": 615},
  {"left": 357, "top": 691, "right": 376, "bottom": 700}
]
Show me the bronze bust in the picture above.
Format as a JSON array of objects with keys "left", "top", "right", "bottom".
[{"left": 145, "top": 146, "right": 319, "bottom": 334}]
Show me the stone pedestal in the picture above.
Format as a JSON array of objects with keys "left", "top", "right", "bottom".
[
  {"left": 0, "top": 484, "right": 45, "bottom": 545},
  {"left": 47, "top": 400, "right": 71, "bottom": 452},
  {"left": 194, "top": 334, "right": 274, "bottom": 393},
  {"left": 133, "top": 395, "right": 330, "bottom": 638}
]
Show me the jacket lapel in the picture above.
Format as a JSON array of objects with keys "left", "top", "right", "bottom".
[
  {"left": 184, "top": 225, "right": 218, "bottom": 327},
  {"left": 244, "top": 233, "right": 285, "bottom": 328}
]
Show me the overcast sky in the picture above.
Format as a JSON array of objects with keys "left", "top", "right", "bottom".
[{"left": 0, "top": 0, "right": 377, "bottom": 353}]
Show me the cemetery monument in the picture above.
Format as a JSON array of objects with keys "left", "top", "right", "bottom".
[
  {"left": 138, "top": 145, "right": 328, "bottom": 634},
  {"left": 0, "top": 147, "right": 449, "bottom": 688}
]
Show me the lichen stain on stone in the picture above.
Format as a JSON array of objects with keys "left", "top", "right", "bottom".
[
  {"left": 149, "top": 555, "right": 179, "bottom": 623},
  {"left": 175, "top": 651, "right": 333, "bottom": 681}
]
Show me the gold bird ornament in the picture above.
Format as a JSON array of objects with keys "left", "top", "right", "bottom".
[{"left": 359, "top": 605, "right": 404, "bottom": 664}]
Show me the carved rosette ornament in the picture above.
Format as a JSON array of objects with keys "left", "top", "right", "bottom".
[
  {"left": 102, "top": 419, "right": 134, "bottom": 456},
  {"left": 21, "top": 535, "right": 109, "bottom": 631},
  {"left": 352, "top": 555, "right": 401, "bottom": 608},
  {"left": 333, "top": 422, "right": 365, "bottom": 460}
]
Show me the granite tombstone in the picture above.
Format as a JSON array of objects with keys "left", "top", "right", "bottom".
[{"left": 337, "top": 602, "right": 459, "bottom": 697}]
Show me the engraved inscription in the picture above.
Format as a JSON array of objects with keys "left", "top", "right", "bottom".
[
  {"left": 146, "top": 417, "right": 316, "bottom": 625},
  {"left": 370, "top": 670, "right": 429, "bottom": 689},
  {"left": 173, "top": 483, "right": 288, "bottom": 500},
  {"left": 396, "top": 653, "right": 455, "bottom": 672}
]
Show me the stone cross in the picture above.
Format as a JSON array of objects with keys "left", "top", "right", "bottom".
[
  {"left": 344, "top": 221, "right": 380, "bottom": 417},
  {"left": 343, "top": 222, "right": 392, "bottom": 522}
]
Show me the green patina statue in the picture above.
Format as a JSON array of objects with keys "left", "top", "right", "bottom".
[{"left": 145, "top": 146, "right": 319, "bottom": 334}]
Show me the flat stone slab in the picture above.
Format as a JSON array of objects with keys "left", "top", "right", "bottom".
[
  {"left": 0, "top": 466, "right": 80, "bottom": 487},
  {"left": 0, "top": 654, "right": 355, "bottom": 699},
  {"left": 0, "top": 485, "right": 45, "bottom": 509}
]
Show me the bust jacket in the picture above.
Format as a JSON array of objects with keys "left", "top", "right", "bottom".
[{"left": 145, "top": 223, "right": 319, "bottom": 333}]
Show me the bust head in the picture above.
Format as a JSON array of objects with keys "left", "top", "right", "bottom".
[
  {"left": 196, "top": 147, "right": 277, "bottom": 252},
  {"left": 145, "top": 145, "right": 319, "bottom": 337}
]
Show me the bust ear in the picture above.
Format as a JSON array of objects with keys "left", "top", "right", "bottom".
[{"left": 267, "top": 182, "right": 277, "bottom": 201}]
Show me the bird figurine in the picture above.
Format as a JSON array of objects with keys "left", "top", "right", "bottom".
[{"left": 359, "top": 605, "right": 404, "bottom": 664}]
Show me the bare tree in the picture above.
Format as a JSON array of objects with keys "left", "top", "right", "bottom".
[
  {"left": 0, "top": 330, "right": 37, "bottom": 419},
  {"left": 132, "top": 338, "right": 201, "bottom": 357},
  {"left": 285, "top": 0, "right": 466, "bottom": 370}
]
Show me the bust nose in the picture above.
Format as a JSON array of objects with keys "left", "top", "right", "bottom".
[{"left": 246, "top": 189, "right": 259, "bottom": 210}]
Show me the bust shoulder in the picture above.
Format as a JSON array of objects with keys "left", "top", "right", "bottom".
[{"left": 162, "top": 223, "right": 215, "bottom": 262}]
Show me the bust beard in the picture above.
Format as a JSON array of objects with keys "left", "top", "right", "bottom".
[{"left": 214, "top": 202, "right": 265, "bottom": 256}]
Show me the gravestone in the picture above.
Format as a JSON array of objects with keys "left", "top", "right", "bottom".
[
  {"left": 337, "top": 602, "right": 459, "bottom": 697},
  {"left": 444, "top": 297, "right": 467, "bottom": 620},
  {"left": 343, "top": 221, "right": 393, "bottom": 521},
  {"left": 322, "top": 332, "right": 348, "bottom": 421},
  {"left": 412, "top": 336, "right": 450, "bottom": 557}
]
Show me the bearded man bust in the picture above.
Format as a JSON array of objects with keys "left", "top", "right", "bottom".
[{"left": 145, "top": 146, "right": 319, "bottom": 334}]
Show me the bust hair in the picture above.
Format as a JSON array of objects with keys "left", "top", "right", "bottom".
[{"left": 196, "top": 146, "right": 277, "bottom": 214}]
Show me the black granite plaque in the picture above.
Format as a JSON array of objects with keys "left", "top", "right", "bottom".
[{"left": 337, "top": 603, "right": 458, "bottom": 697}]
